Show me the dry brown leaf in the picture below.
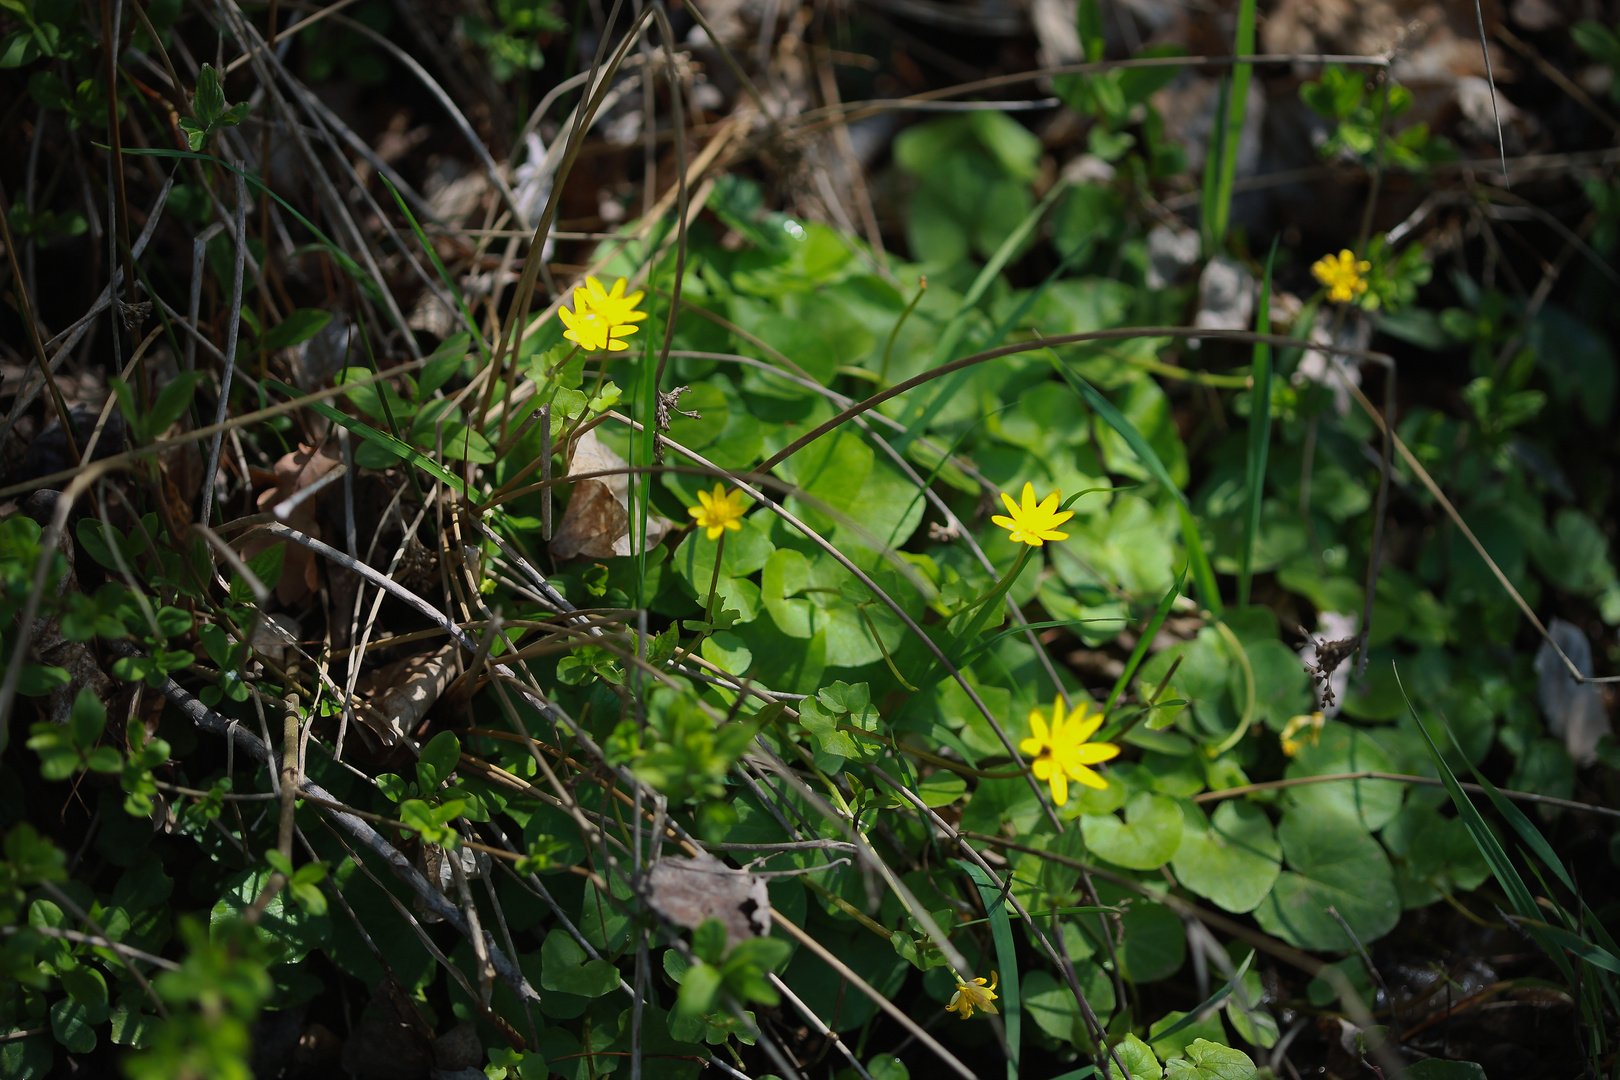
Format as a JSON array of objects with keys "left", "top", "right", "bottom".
[
  {"left": 354, "top": 641, "right": 461, "bottom": 745},
  {"left": 645, "top": 852, "right": 770, "bottom": 950},
  {"left": 550, "top": 430, "right": 672, "bottom": 560},
  {"left": 247, "top": 443, "right": 342, "bottom": 606}
]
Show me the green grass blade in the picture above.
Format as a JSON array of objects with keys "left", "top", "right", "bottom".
[
  {"left": 1238, "top": 241, "right": 1277, "bottom": 607},
  {"left": 1455, "top": 747, "right": 1576, "bottom": 894},
  {"left": 1397, "top": 668, "right": 1536, "bottom": 917},
  {"left": 1146, "top": 949, "right": 1254, "bottom": 1044},
  {"left": 894, "top": 179, "right": 1075, "bottom": 453},
  {"left": 1395, "top": 666, "right": 1579, "bottom": 986},
  {"left": 1103, "top": 569, "right": 1184, "bottom": 718},
  {"left": 119, "top": 146, "right": 385, "bottom": 305},
  {"left": 945, "top": 548, "right": 1033, "bottom": 669},
  {"left": 271, "top": 380, "right": 471, "bottom": 499},
  {"left": 1045, "top": 352, "right": 1221, "bottom": 614},
  {"left": 1208, "top": 0, "right": 1257, "bottom": 251},
  {"left": 378, "top": 175, "right": 491, "bottom": 363},
  {"left": 956, "top": 859, "right": 1021, "bottom": 1080},
  {"left": 1513, "top": 919, "right": 1620, "bottom": 975}
]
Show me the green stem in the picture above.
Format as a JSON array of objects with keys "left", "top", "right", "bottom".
[
  {"left": 946, "top": 546, "right": 1035, "bottom": 666},
  {"left": 674, "top": 531, "right": 727, "bottom": 665},
  {"left": 703, "top": 531, "right": 726, "bottom": 629},
  {"left": 878, "top": 276, "right": 927, "bottom": 386}
]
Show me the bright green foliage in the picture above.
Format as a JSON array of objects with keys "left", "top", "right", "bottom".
[
  {"left": 797, "top": 680, "right": 882, "bottom": 769},
  {"left": 1172, "top": 802, "right": 1280, "bottom": 914},
  {"left": 398, "top": 798, "right": 465, "bottom": 848},
  {"left": 176, "top": 65, "right": 248, "bottom": 152},
  {"left": 27, "top": 688, "right": 118, "bottom": 780},
  {"left": 333, "top": 335, "right": 488, "bottom": 465},
  {"left": 126, "top": 919, "right": 272, "bottom": 1080},
  {"left": 0, "top": 0, "right": 85, "bottom": 66},
  {"left": 1081, "top": 791, "right": 1183, "bottom": 870},
  {"left": 1299, "top": 65, "right": 1451, "bottom": 169},
  {"left": 121, "top": 716, "right": 175, "bottom": 816},
  {"left": 631, "top": 687, "right": 758, "bottom": 804},
  {"left": 3, "top": 34, "right": 1616, "bottom": 1072},
  {"left": 1163, "top": 1039, "right": 1259, "bottom": 1080},
  {"left": 894, "top": 112, "right": 1042, "bottom": 265},
  {"left": 672, "top": 919, "right": 792, "bottom": 1020},
  {"left": 462, "top": 0, "right": 564, "bottom": 81},
  {"left": 263, "top": 851, "right": 329, "bottom": 916}
]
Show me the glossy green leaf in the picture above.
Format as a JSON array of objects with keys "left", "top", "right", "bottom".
[{"left": 1171, "top": 801, "right": 1280, "bottom": 914}]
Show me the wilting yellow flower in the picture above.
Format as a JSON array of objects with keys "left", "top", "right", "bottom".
[
  {"left": 687, "top": 484, "right": 746, "bottom": 540},
  {"left": 947, "top": 971, "right": 999, "bottom": 1019},
  {"left": 1019, "top": 697, "right": 1120, "bottom": 807},
  {"left": 991, "top": 482, "right": 1074, "bottom": 547},
  {"left": 1312, "top": 249, "right": 1371, "bottom": 304},
  {"left": 1280, "top": 711, "right": 1325, "bottom": 756},
  {"left": 558, "top": 303, "right": 637, "bottom": 352},
  {"left": 575, "top": 275, "right": 648, "bottom": 329}
]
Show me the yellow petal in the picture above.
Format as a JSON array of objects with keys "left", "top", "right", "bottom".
[
  {"left": 1020, "top": 482, "right": 1038, "bottom": 513},
  {"left": 1073, "top": 765, "right": 1109, "bottom": 790},
  {"left": 1071, "top": 712, "right": 1103, "bottom": 742},
  {"left": 1050, "top": 771, "right": 1069, "bottom": 806},
  {"left": 1028, "top": 711, "right": 1050, "bottom": 743},
  {"left": 1000, "top": 491, "right": 1021, "bottom": 518},
  {"left": 1075, "top": 742, "right": 1119, "bottom": 765}
]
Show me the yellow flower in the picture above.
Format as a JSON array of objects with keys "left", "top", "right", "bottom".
[
  {"left": 558, "top": 303, "right": 638, "bottom": 352},
  {"left": 947, "top": 971, "right": 999, "bottom": 1019},
  {"left": 687, "top": 484, "right": 746, "bottom": 540},
  {"left": 1312, "top": 249, "right": 1371, "bottom": 304},
  {"left": 574, "top": 275, "right": 648, "bottom": 330},
  {"left": 1279, "top": 711, "right": 1325, "bottom": 756},
  {"left": 1019, "top": 696, "right": 1120, "bottom": 807},
  {"left": 991, "top": 482, "right": 1074, "bottom": 547}
]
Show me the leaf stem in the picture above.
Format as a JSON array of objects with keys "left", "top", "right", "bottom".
[{"left": 878, "top": 275, "right": 927, "bottom": 385}]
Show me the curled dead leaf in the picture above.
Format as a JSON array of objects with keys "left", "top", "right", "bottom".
[
  {"left": 248, "top": 443, "right": 341, "bottom": 605},
  {"left": 645, "top": 852, "right": 770, "bottom": 950},
  {"left": 550, "top": 430, "right": 672, "bottom": 560},
  {"left": 355, "top": 641, "right": 460, "bottom": 745}
]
